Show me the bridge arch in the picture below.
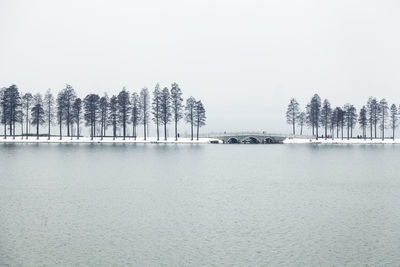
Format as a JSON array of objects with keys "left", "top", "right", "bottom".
[
  {"left": 227, "top": 137, "right": 240, "bottom": 144},
  {"left": 263, "top": 138, "right": 274, "bottom": 144},
  {"left": 241, "top": 136, "right": 261, "bottom": 144}
]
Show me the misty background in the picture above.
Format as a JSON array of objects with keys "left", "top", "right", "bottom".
[{"left": 1, "top": 0, "right": 399, "bottom": 134}]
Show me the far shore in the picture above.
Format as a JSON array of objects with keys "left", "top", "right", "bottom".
[
  {"left": 284, "top": 137, "right": 400, "bottom": 144},
  {"left": 0, "top": 136, "right": 220, "bottom": 144}
]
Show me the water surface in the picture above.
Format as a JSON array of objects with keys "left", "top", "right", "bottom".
[{"left": 1, "top": 144, "right": 400, "bottom": 266}]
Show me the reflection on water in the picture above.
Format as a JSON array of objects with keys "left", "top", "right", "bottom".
[{"left": 1, "top": 144, "right": 400, "bottom": 266}]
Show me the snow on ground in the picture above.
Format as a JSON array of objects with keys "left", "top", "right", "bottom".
[
  {"left": 284, "top": 137, "right": 400, "bottom": 144},
  {"left": 0, "top": 136, "right": 221, "bottom": 144}
]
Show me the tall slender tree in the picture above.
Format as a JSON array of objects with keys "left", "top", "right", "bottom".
[
  {"left": 5, "top": 85, "right": 21, "bottom": 139},
  {"left": 344, "top": 104, "right": 357, "bottom": 140},
  {"left": 31, "top": 94, "right": 45, "bottom": 139},
  {"left": 367, "top": 97, "right": 379, "bottom": 139},
  {"left": 310, "top": 94, "right": 321, "bottom": 139},
  {"left": 194, "top": 100, "right": 206, "bottom": 140},
  {"left": 73, "top": 98, "right": 82, "bottom": 139},
  {"left": 139, "top": 88, "right": 150, "bottom": 140},
  {"left": 390, "top": 104, "right": 398, "bottom": 140},
  {"left": 320, "top": 99, "right": 331, "bottom": 139},
  {"left": 44, "top": 89, "right": 54, "bottom": 140},
  {"left": 84, "top": 94, "right": 100, "bottom": 140},
  {"left": 298, "top": 111, "right": 305, "bottom": 136},
  {"left": 22, "top": 93, "right": 33, "bottom": 139},
  {"left": 109, "top": 95, "right": 118, "bottom": 140},
  {"left": 358, "top": 106, "right": 367, "bottom": 140},
  {"left": 185, "top": 97, "right": 196, "bottom": 140},
  {"left": 170, "top": 83, "right": 183, "bottom": 141},
  {"left": 152, "top": 84, "right": 161, "bottom": 141},
  {"left": 99, "top": 95, "right": 109, "bottom": 140},
  {"left": 131, "top": 92, "right": 140, "bottom": 140},
  {"left": 117, "top": 88, "right": 130, "bottom": 140},
  {"left": 286, "top": 98, "right": 300, "bottom": 135},
  {"left": 160, "top": 87, "right": 171, "bottom": 140},
  {"left": 379, "top": 98, "right": 389, "bottom": 140},
  {"left": 62, "top": 85, "right": 76, "bottom": 137},
  {"left": 0, "top": 87, "right": 7, "bottom": 139}
]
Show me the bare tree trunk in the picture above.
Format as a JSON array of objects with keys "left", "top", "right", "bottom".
[{"left": 175, "top": 118, "right": 178, "bottom": 141}]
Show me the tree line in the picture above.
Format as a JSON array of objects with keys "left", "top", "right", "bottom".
[
  {"left": 286, "top": 94, "right": 398, "bottom": 140},
  {"left": 0, "top": 83, "right": 206, "bottom": 141}
]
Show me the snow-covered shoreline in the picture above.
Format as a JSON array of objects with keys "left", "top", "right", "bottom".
[
  {"left": 284, "top": 137, "right": 400, "bottom": 144},
  {"left": 0, "top": 136, "right": 221, "bottom": 144}
]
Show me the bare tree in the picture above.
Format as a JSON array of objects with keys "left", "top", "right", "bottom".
[
  {"left": 44, "top": 89, "right": 54, "bottom": 140},
  {"left": 358, "top": 105, "right": 367, "bottom": 140},
  {"left": 131, "top": 92, "right": 140, "bottom": 140},
  {"left": 73, "top": 98, "right": 82, "bottom": 139},
  {"left": 286, "top": 98, "right": 299, "bottom": 135},
  {"left": 170, "top": 83, "right": 183, "bottom": 141},
  {"left": 390, "top": 104, "right": 398, "bottom": 140},
  {"left": 99, "top": 95, "right": 109, "bottom": 140},
  {"left": 22, "top": 93, "right": 33, "bottom": 139},
  {"left": 320, "top": 99, "right": 331, "bottom": 139},
  {"left": 378, "top": 99, "right": 389, "bottom": 140},
  {"left": 194, "top": 100, "right": 206, "bottom": 140},
  {"left": 31, "top": 93, "right": 45, "bottom": 139},
  {"left": 117, "top": 88, "right": 130, "bottom": 140},
  {"left": 160, "top": 87, "right": 171, "bottom": 140},
  {"left": 298, "top": 111, "right": 305, "bottom": 135},
  {"left": 109, "top": 95, "right": 118, "bottom": 140},
  {"left": 152, "top": 84, "right": 162, "bottom": 141},
  {"left": 185, "top": 97, "right": 196, "bottom": 140},
  {"left": 139, "top": 88, "right": 150, "bottom": 140}
]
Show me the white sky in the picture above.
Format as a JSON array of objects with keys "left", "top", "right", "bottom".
[{"left": 1, "top": 0, "right": 400, "bottom": 134}]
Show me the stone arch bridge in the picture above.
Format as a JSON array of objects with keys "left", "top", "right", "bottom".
[{"left": 212, "top": 133, "right": 287, "bottom": 144}]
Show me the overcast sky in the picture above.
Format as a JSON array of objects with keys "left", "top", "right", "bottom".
[{"left": 1, "top": 0, "right": 400, "bottom": 134}]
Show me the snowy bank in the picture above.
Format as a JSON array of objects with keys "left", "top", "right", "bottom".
[
  {"left": 0, "top": 136, "right": 221, "bottom": 144},
  {"left": 284, "top": 137, "right": 400, "bottom": 144}
]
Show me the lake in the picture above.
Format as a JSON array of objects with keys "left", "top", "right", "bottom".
[{"left": 1, "top": 144, "right": 400, "bottom": 266}]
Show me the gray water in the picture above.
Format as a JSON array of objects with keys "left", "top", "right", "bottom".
[{"left": 1, "top": 144, "right": 400, "bottom": 266}]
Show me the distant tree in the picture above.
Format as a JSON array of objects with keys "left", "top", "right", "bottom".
[
  {"left": 109, "top": 95, "right": 118, "bottom": 140},
  {"left": 286, "top": 98, "right": 300, "bottom": 135},
  {"left": 0, "top": 87, "right": 7, "bottom": 138},
  {"left": 170, "top": 83, "right": 184, "bottom": 141},
  {"left": 56, "top": 91, "right": 65, "bottom": 139},
  {"left": 139, "top": 88, "right": 150, "bottom": 140},
  {"left": 379, "top": 98, "right": 389, "bottom": 140},
  {"left": 334, "top": 107, "right": 345, "bottom": 140},
  {"left": 131, "top": 92, "right": 140, "bottom": 140},
  {"left": 84, "top": 94, "right": 100, "bottom": 140},
  {"left": 185, "top": 97, "right": 196, "bottom": 140},
  {"left": 99, "top": 95, "right": 109, "bottom": 140},
  {"left": 367, "top": 97, "right": 379, "bottom": 139},
  {"left": 160, "top": 87, "right": 171, "bottom": 140},
  {"left": 320, "top": 99, "right": 331, "bottom": 139},
  {"left": 344, "top": 104, "right": 357, "bottom": 140},
  {"left": 72, "top": 98, "right": 82, "bottom": 139},
  {"left": 330, "top": 108, "right": 337, "bottom": 138},
  {"left": 331, "top": 107, "right": 339, "bottom": 139},
  {"left": 390, "top": 104, "right": 398, "bottom": 140},
  {"left": 5, "top": 85, "right": 21, "bottom": 139},
  {"left": 62, "top": 85, "right": 76, "bottom": 137},
  {"left": 31, "top": 93, "right": 45, "bottom": 139},
  {"left": 22, "top": 92, "right": 33, "bottom": 139},
  {"left": 307, "top": 94, "right": 321, "bottom": 139},
  {"left": 44, "top": 89, "right": 54, "bottom": 140},
  {"left": 358, "top": 106, "right": 367, "bottom": 140},
  {"left": 152, "top": 84, "right": 162, "bottom": 141},
  {"left": 117, "top": 88, "right": 130, "bottom": 140},
  {"left": 298, "top": 111, "right": 305, "bottom": 136},
  {"left": 194, "top": 100, "right": 206, "bottom": 140}
]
